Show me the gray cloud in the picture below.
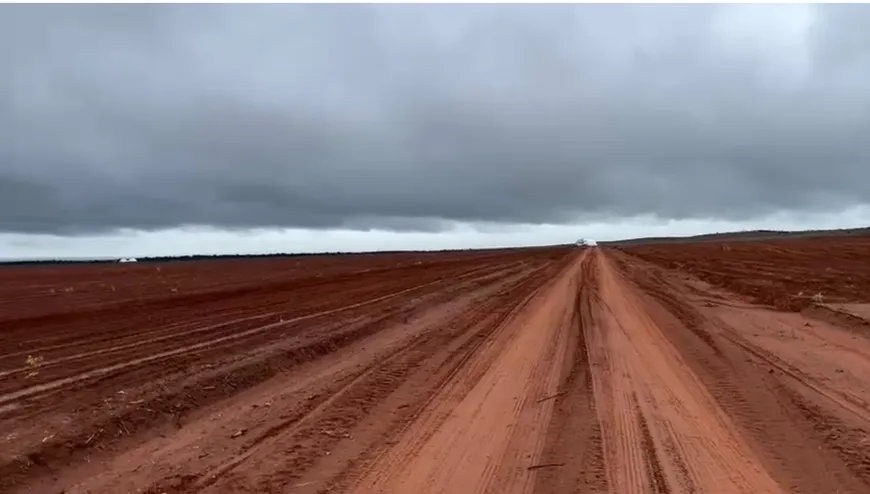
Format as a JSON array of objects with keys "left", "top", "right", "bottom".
[{"left": 3, "top": 4, "right": 870, "bottom": 235}]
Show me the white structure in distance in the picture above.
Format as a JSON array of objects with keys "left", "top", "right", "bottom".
[{"left": 118, "top": 257, "right": 138, "bottom": 263}]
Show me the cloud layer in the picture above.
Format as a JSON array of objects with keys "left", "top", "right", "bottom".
[{"left": 4, "top": 4, "right": 870, "bottom": 235}]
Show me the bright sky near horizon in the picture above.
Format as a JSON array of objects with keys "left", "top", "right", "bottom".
[{"left": 4, "top": 4, "right": 870, "bottom": 258}]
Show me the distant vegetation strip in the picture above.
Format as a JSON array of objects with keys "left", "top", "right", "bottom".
[{"left": 0, "top": 244, "right": 578, "bottom": 267}]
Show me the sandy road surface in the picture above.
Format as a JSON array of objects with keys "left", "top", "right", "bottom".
[
  {"left": 349, "top": 249, "right": 870, "bottom": 494},
  {"left": 4, "top": 247, "right": 870, "bottom": 493}
]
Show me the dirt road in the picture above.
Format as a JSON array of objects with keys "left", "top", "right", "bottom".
[{"left": 4, "top": 247, "right": 870, "bottom": 493}]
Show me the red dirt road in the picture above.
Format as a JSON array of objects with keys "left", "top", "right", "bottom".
[{"left": 3, "top": 245, "right": 870, "bottom": 493}]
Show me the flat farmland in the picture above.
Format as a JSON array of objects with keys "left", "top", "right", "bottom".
[
  {"left": 622, "top": 236, "right": 870, "bottom": 311},
  {"left": 3, "top": 242, "right": 870, "bottom": 494}
]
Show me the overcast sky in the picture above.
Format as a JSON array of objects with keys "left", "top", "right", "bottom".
[{"left": 4, "top": 4, "right": 870, "bottom": 258}]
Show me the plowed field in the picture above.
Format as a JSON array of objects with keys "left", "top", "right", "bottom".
[{"left": 3, "top": 242, "right": 870, "bottom": 493}]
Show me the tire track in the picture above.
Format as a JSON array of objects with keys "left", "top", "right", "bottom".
[
  {"left": 608, "top": 254, "right": 721, "bottom": 356},
  {"left": 533, "top": 251, "right": 607, "bottom": 494},
  {"left": 719, "top": 329, "right": 870, "bottom": 422},
  {"left": 192, "top": 266, "right": 546, "bottom": 491},
  {"left": 319, "top": 258, "right": 571, "bottom": 494},
  {"left": 777, "top": 384, "right": 870, "bottom": 484},
  {"left": 345, "top": 251, "right": 584, "bottom": 494},
  {"left": 168, "top": 255, "right": 570, "bottom": 493},
  {"left": 589, "top": 250, "right": 783, "bottom": 494},
  {"left": 612, "top": 249, "right": 870, "bottom": 493},
  {"left": 634, "top": 392, "right": 670, "bottom": 494}
]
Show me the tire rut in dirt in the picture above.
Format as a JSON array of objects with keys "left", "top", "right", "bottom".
[
  {"left": 148, "top": 258, "right": 569, "bottom": 493},
  {"left": 632, "top": 392, "right": 671, "bottom": 494},
  {"left": 533, "top": 252, "right": 607, "bottom": 494},
  {"left": 344, "top": 278, "right": 569, "bottom": 494},
  {"left": 613, "top": 250, "right": 870, "bottom": 493},
  {"left": 778, "top": 383, "right": 870, "bottom": 484},
  {"left": 0, "top": 261, "right": 536, "bottom": 493},
  {"left": 609, "top": 253, "right": 721, "bottom": 356},
  {"left": 720, "top": 328, "right": 870, "bottom": 421},
  {"left": 313, "top": 254, "right": 578, "bottom": 494}
]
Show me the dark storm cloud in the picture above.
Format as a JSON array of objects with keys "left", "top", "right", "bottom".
[{"left": 3, "top": 4, "right": 870, "bottom": 235}]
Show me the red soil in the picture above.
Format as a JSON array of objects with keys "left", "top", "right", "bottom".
[
  {"left": 620, "top": 236, "right": 870, "bottom": 311},
  {"left": 3, "top": 242, "right": 870, "bottom": 493}
]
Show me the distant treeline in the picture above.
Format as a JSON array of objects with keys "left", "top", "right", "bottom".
[
  {"left": 0, "top": 243, "right": 577, "bottom": 267},
  {"left": 1, "top": 252, "right": 354, "bottom": 266}
]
